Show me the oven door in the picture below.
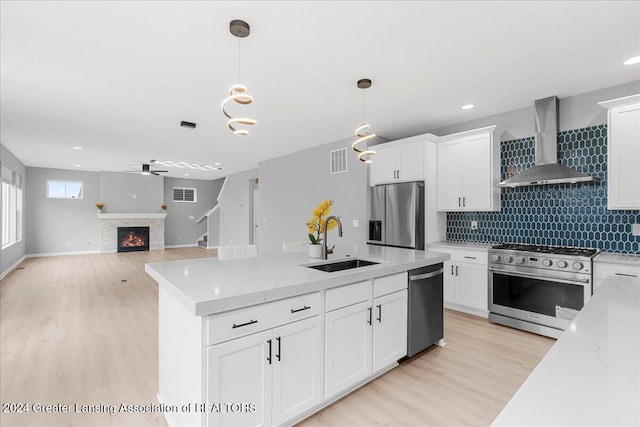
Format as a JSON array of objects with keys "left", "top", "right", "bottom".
[{"left": 489, "top": 268, "right": 590, "bottom": 331}]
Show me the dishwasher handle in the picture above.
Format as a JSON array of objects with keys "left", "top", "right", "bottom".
[{"left": 409, "top": 269, "right": 444, "bottom": 281}]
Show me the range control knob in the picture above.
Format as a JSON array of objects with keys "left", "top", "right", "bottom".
[
  {"left": 542, "top": 259, "right": 553, "bottom": 267},
  {"left": 557, "top": 260, "right": 568, "bottom": 268},
  {"left": 515, "top": 257, "right": 525, "bottom": 264},
  {"left": 504, "top": 256, "right": 513, "bottom": 263},
  {"left": 491, "top": 254, "right": 500, "bottom": 262},
  {"left": 572, "top": 262, "right": 584, "bottom": 271}
]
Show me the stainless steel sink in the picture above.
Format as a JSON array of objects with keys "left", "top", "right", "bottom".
[{"left": 305, "top": 258, "right": 379, "bottom": 273}]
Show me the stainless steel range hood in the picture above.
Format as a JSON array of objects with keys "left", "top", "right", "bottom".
[{"left": 498, "top": 96, "right": 596, "bottom": 188}]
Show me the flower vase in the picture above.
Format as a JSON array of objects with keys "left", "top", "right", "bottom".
[{"left": 308, "top": 244, "right": 323, "bottom": 259}]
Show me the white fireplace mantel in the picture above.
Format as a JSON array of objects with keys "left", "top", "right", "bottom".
[
  {"left": 96, "top": 213, "right": 168, "bottom": 219},
  {"left": 97, "top": 213, "right": 167, "bottom": 253}
]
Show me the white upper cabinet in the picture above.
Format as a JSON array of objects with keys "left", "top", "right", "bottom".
[
  {"left": 369, "top": 133, "right": 438, "bottom": 186},
  {"left": 599, "top": 94, "right": 640, "bottom": 210},
  {"left": 436, "top": 126, "right": 501, "bottom": 211}
]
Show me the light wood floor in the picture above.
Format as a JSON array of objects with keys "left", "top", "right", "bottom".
[{"left": 1, "top": 248, "right": 554, "bottom": 427}]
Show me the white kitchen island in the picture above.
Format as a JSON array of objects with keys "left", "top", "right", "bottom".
[
  {"left": 145, "top": 245, "right": 449, "bottom": 427},
  {"left": 492, "top": 275, "right": 640, "bottom": 426}
]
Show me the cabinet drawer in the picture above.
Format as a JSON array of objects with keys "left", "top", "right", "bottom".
[
  {"left": 432, "top": 247, "right": 487, "bottom": 266},
  {"left": 594, "top": 262, "right": 640, "bottom": 290},
  {"left": 207, "top": 292, "right": 321, "bottom": 345},
  {"left": 325, "top": 281, "right": 371, "bottom": 312},
  {"left": 373, "top": 272, "right": 407, "bottom": 298}
]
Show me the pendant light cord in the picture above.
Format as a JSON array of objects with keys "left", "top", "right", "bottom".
[{"left": 238, "top": 36, "right": 242, "bottom": 83}]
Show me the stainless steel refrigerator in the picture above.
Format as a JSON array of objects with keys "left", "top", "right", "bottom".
[{"left": 367, "top": 182, "right": 424, "bottom": 250}]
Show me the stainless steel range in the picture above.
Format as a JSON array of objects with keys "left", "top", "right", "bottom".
[{"left": 488, "top": 243, "right": 599, "bottom": 338}]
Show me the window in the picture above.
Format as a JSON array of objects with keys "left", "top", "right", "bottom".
[
  {"left": 173, "top": 187, "right": 197, "bottom": 202},
  {"left": 47, "top": 180, "right": 83, "bottom": 199},
  {"left": 1, "top": 165, "right": 22, "bottom": 248}
]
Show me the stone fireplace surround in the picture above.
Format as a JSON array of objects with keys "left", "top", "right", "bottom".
[{"left": 97, "top": 213, "right": 167, "bottom": 254}]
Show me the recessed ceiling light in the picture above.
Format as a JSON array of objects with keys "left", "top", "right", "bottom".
[
  {"left": 623, "top": 56, "right": 640, "bottom": 65},
  {"left": 72, "top": 146, "right": 83, "bottom": 150},
  {"left": 184, "top": 173, "right": 189, "bottom": 176},
  {"left": 214, "top": 162, "right": 221, "bottom": 166},
  {"left": 461, "top": 104, "right": 475, "bottom": 110},
  {"left": 74, "top": 164, "right": 81, "bottom": 167}
]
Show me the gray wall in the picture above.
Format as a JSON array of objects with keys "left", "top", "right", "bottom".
[
  {"left": 258, "top": 136, "right": 376, "bottom": 253},
  {"left": 99, "top": 171, "right": 164, "bottom": 213},
  {"left": 163, "top": 177, "right": 224, "bottom": 246},
  {"left": 218, "top": 169, "right": 258, "bottom": 246},
  {"left": 25, "top": 167, "right": 100, "bottom": 255},
  {"left": 426, "top": 81, "right": 640, "bottom": 140},
  {"left": 1, "top": 144, "right": 27, "bottom": 276}
]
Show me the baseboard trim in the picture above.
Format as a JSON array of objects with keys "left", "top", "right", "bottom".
[
  {"left": 0, "top": 255, "right": 27, "bottom": 280},
  {"left": 165, "top": 244, "right": 198, "bottom": 248},
  {"left": 26, "top": 250, "right": 100, "bottom": 258}
]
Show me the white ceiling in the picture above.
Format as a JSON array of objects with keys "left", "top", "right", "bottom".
[{"left": 1, "top": 1, "right": 639, "bottom": 180}]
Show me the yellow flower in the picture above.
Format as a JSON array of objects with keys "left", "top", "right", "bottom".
[{"left": 307, "top": 199, "right": 335, "bottom": 243}]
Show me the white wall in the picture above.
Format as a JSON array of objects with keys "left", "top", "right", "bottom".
[
  {"left": 100, "top": 171, "right": 164, "bottom": 213},
  {"left": 218, "top": 168, "right": 258, "bottom": 246},
  {"left": 257, "top": 136, "right": 384, "bottom": 253}
]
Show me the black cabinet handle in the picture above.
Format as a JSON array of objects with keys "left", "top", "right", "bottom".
[
  {"left": 464, "top": 256, "right": 476, "bottom": 260},
  {"left": 291, "top": 305, "right": 311, "bottom": 313},
  {"left": 376, "top": 304, "right": 382, "bottom": 323},
  {"left": 455, "top": 265, "right": 459, "bottom": 276},
  {"left": 232, "top": 319, "right": 257, "bottom": 329},
  {"left": 451, "top": 265, "right": 455, "bottom": 275},
  {"left": 367, "top": 307, "right": 372, "bottom": 325},
  {"left": 267, "top": 339, "right": 272, "bottom": 364},
  {"left": 276, "top": 337, "right": 281, "bottom": 361},
  {"left": 458, "top": 197, "right": 461, "bottom": 207},
  {"left": 463, "top": 197, "right": 466, "bottom": 207}
]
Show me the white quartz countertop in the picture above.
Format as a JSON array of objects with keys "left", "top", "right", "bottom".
[
  {"left": 145, "top": 245, "right": 449, "bottom": 316},
  {"left": 428, "top": 240, "right": 493, "bottom": 251},
  {"left": 492, "top": 275, "right": 640, "bottom": 426},
  {"left": 595, "top": 251, "right": 640, "bottom": 266}
]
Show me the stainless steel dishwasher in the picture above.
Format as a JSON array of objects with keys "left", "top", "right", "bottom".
[{"left": 407, "top": 263, "right": 444, "bottom": 357}]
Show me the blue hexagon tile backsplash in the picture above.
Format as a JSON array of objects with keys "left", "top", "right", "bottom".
[{"left": 446, "top": 125, "right": 640, "bottom": 253}]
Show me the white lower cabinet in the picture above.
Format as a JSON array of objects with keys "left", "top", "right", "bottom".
[
  {"left": 206, "top": 315, "right": 322, "bottom": 427},
  {"left": 434, "top": 246, "right": 488, "bottom": 317},
  {"left": 372, "top": 290, "right": 408, "bottom": 371},
  {"left": 593, "top": 260, "right": 640, "bottom": 291},
  {"left": 324, "top": 300, "right": 372, "bottom": 398},
  {"left": 324, "top": 273, "right": 408, "bottom": 399}
]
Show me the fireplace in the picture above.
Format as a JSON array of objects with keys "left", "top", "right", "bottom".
[{"left": 117, "top": 227, "right": 150, "bottom": 253}]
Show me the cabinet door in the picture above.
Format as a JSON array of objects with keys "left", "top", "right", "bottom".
[
  {"left": 372, "top": 145, "right": 399, "bottom": 184},
  {"left": 443, "top": 261, "right": 457, "bottom": 304},
  {"left": 437, "top": 141, "right": 463, "bottom": 210},
  {"left": 457, "top": 263, "right": 488, "bottom": 312},
  {"left": 372, "top": 290, "right": 407, "bottom": 372},
  {"left": 461, "top": 134, "right": 491, "bottom": 210},
  {"left": 608, "top": 104, "right": 640, "bottom": 209},
  {"left": 325, "top": 300, "right": 372, "bottom": 398},
  {"left": 397, "top": 141, "right": 424, "bottom": 182},
  {"left": 207, "top": 330, "right": 272, "bottom": 427},
  {"left": 271, "top": 316, "right": 323, "bottom": 426}
]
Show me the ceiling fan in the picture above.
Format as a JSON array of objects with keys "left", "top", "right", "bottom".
[{"left": 124, "top": 164, "right": 168, "bottom": 176}]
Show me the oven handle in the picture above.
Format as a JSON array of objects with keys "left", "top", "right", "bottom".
[{"left": 489, "top": 268, "right": 591, "bottom": 285}]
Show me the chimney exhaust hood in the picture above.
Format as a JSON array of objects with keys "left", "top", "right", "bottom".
[{"left": 498, "top": 96, "right": 596, "bottom": 188}]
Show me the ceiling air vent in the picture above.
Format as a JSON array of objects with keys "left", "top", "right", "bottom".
[{"left": 330, "top": 148, "right": 348, "bottom": 174}]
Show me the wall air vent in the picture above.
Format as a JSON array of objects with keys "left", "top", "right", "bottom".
[{"left": 330, "top": 148, "right": 348, "bottom": 174}]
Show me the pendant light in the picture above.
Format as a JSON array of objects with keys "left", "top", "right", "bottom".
[
  {"left": 352, "top": 79, "right": 376, "bottom": 163},
  {"left": 221, "top": 20, "right": 256, "bottom": 136}
]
